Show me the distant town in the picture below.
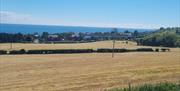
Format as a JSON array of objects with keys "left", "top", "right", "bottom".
[
  {"left": 0, "top": 27, "right": 179, "bottom": 47},
  {"left": 0, "top": 29, "right": 145, "bottom": 43}
]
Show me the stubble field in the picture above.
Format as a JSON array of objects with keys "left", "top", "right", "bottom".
[{"left": 0, "top": 41, "right": 180, "bottom": 91}]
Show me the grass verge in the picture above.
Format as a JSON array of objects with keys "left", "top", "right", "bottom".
[{"left": 108, "top": 82, "right": 180, "bottom": 91}]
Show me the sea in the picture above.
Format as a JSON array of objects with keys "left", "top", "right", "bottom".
[{"left": 0, "top": 23, "right": 155, "bottom": 34}]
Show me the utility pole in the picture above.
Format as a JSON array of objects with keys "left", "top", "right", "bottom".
[
  {"left": 112, "top": 39, "right": 115, "bottom": 58},
  {"left": 112, "top": 28, "right": 118, "bottom": 58},
  {"left": 10, "top": 39, "right": 13, "bottom": 50},
  {"left": 10, "top": 42, "right": 12, "bottom": 50}
]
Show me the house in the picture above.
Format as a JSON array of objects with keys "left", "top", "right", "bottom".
[
  {"left": 47, "top": 34, "right": 62, "bottom": 41},
  {"left": 83, "top": 35, "right": 92, "bottom": 40},
  {"left": 71, "top": 33, "right": 80, "bottom": 38},
  {"left": 83, "top": 32, "right": 133, "bottom": 41},
  {"left": 33, "top": 39, "right": 39, "bottom": 44},
  {"left": 48, "top": 34, "right": 58, "bottom": 38}
]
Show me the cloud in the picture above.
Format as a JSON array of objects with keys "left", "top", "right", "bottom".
[
  {"left": 0, "top": 11, "right": 164, "bottom": 29},
  {"left": 0, "top": 11, "right": 32, "bottom": 24},
  {"left": 71, "top": 22, "right": 161, "bottom": 29},
  {"left": 0, "top": 11, "right": 77, "bottom": 26}
]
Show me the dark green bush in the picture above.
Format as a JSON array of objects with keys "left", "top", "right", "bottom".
[
  {"left": 97, "top": 48, "right": 155, "bottom": 53},
  {"left": 26, "top": 49, "right": 94, "bottom": 54},
  {"left": 97, "top": 49, "right": 113, "bottom": 52},
  {"left": 155, "top": 48, "right": 159, "bottom": 52},
  {"left": 26, "top": 50, "right": 52, "bottom": 54},
  {"left": 97, "top": 48, "right": 128, "bottom": 53},
  {"left": 0, "top": 50, "right": 7, "bottom": 55},
  {"left": 109, "top": 82, "right": 180, "bottom": 91},
  {"left": 136, "top": 48, "right": 154, "bottom": 52},
  {"left": 9, "top": 49, "right": 26, "bottom": 54},
  {"left": 161, "top": 48, "right": 170, "bottom": 52},
  {"left": 51, "top": 49, "right": 94, "bottom": 54},
  {"left": 115, "top": 49, "right": 127, "bottom": 52},
  {"left": 3, "top": 48, "right": 158, "bottom": 55}
]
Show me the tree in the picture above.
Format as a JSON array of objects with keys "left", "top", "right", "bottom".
[
  {"left": 175, "top": 38, "right": 180, "bottom": 47},
  {"left": 25, "top": 36, "right": 33, "bottom": 42},
  {"left": 124, "top": 30, "right": 130, "bottom": 33},
  {"left": 42, "top": 32, "right": 49, "bottom": 40},
  {"left": 111, "top": 28, "right": 118, "bottom": 34},
  {"left": 78, "top": 32, "right": 85, "bottom": 41},
  {"left": 138, "top": 27, "right": 180, "bottom": 47},
  {"left": 160, "top": 27, "right": 165, "bottom": 31},
  {"left": 133, "top": 30, "right": 139, "bottom": 37},
  {"left": 176, "top": 29, "right": 180, "bottom": 35}
]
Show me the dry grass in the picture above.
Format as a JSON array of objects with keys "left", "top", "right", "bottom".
[
  {"left": 0, "top": 41, "right": 180, "bottom": 91},
  {"left": 0, "top": 41, "right": 157, "bottom": 50}
]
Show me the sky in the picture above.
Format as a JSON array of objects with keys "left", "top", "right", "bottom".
[{"left": 0, "top": 0, "right": 180, "bottom": 29}]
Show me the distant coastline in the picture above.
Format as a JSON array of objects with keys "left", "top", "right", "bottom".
[{"left": 0, "top": 23, "right": 155, "bottom": 34}]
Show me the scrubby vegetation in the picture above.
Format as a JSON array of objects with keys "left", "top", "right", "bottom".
[
  {"left": 97, "top": 48, "right": 128, "bottom": 53},
  {"left": 9, "top": 49, "right": 26, "bottom": 54},
  {"left": 97, "top": 48, "right": 154, "bottom": 53},
  {"left": 109, "top": 82, "right": 180, "bottom": 91},
  {"left": 0, "top": 50, "right": 7, "bottom": 55},
  {"left": 136, "top": 48, "right": 154, "bottom": 52},
  {"left": 26, "top": 49, "right": 94, "bottom": 54},
  {"left": 2, "top": 48, "right": 170, "bottom": 55},
  {"left": 137, "top": 27, "right": 180, "bottom": 47}
]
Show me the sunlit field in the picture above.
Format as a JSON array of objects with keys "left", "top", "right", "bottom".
[
  {"left": 0, "top": 41, "right": 180, "bottom": 91},
  {"left": 0, "top": 41, "right": 158, "bottom": 50}
]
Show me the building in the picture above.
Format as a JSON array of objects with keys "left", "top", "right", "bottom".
[{"left": 47, "top": 34, "right": 62, "bottom": 41}]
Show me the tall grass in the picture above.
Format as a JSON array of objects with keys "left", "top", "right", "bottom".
[{"left": 109, "top": 82, "right": 180, "bottom": 91}]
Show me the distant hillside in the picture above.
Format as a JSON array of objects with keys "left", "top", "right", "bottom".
[{"left": 138, "top": 27, "right": 180, "bottom": 47}]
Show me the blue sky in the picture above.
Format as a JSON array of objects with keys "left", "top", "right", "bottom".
[{"left": 0, "top": 0, "right": 180, "bottom": 29}]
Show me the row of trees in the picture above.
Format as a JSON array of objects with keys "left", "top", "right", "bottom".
[
  {"left": 1, "top": 27, "right": 179, "bottom": 47},
  {"left": 0, "top": 33, "right": 33, "bottom": 43},
  {"left": 137, "top": 27, "right": 180, "bottom": 47},
  {"left": 0, "top": 30, "right": 140, "bottom": 43}
]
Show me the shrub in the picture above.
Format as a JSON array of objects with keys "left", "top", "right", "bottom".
[
  {"left": 9, "top": 49, "right": 26, "bottom": 54},
  {"left": 166, "top": 48, "right": 170, "bottom": 51},
  {"left": 26, "top": 49, "right": 94, "bottom": 54},
  {"left": 51, "top": 49, "right": 94, "bottom": 54},
  {"left": 97, "top": 48, "right": 128, "bottom": 53},
  {"left": 0, "top": 50, "right": 7, "bottom": 55},
  {"left": 136, "top": 48, "right": 154, "bottom": 52},
  {"left": 115, "top": 49, "right": 127, "bottom": 52},
  {"left": 108, "top": 82, "right": 180, "bottom": 91},
  {"left": 161, "top": 48, "right": 166, "bottom": 52},
  {"left": 155, "top": 48, "right": 159, "bottom": 52},
  {"left": 97, "top": 49, "right": 114, "bottom": 53},
  {"left": 26, "top": 50, "right": 51, "bottom": 54},
  {"left": 126, "top": 49, "right": 137, "bottom": 52},
  {"left": 97, "top": 48, "right": 155, "bottom": 53},
  {"left": 161, "top": 48, "right": 170, "bottom": 52}
]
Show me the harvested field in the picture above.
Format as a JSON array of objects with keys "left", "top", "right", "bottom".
[
  {"left": 0, "top": 41, "right": 155, "bottom": 50},
  {"left": 0, "top": 41, "right": 180, "bottom": 91}
]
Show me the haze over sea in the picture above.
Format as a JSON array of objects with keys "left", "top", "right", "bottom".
[{"left": 0, "top": 23, "right": 155, "bottom": 34}]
